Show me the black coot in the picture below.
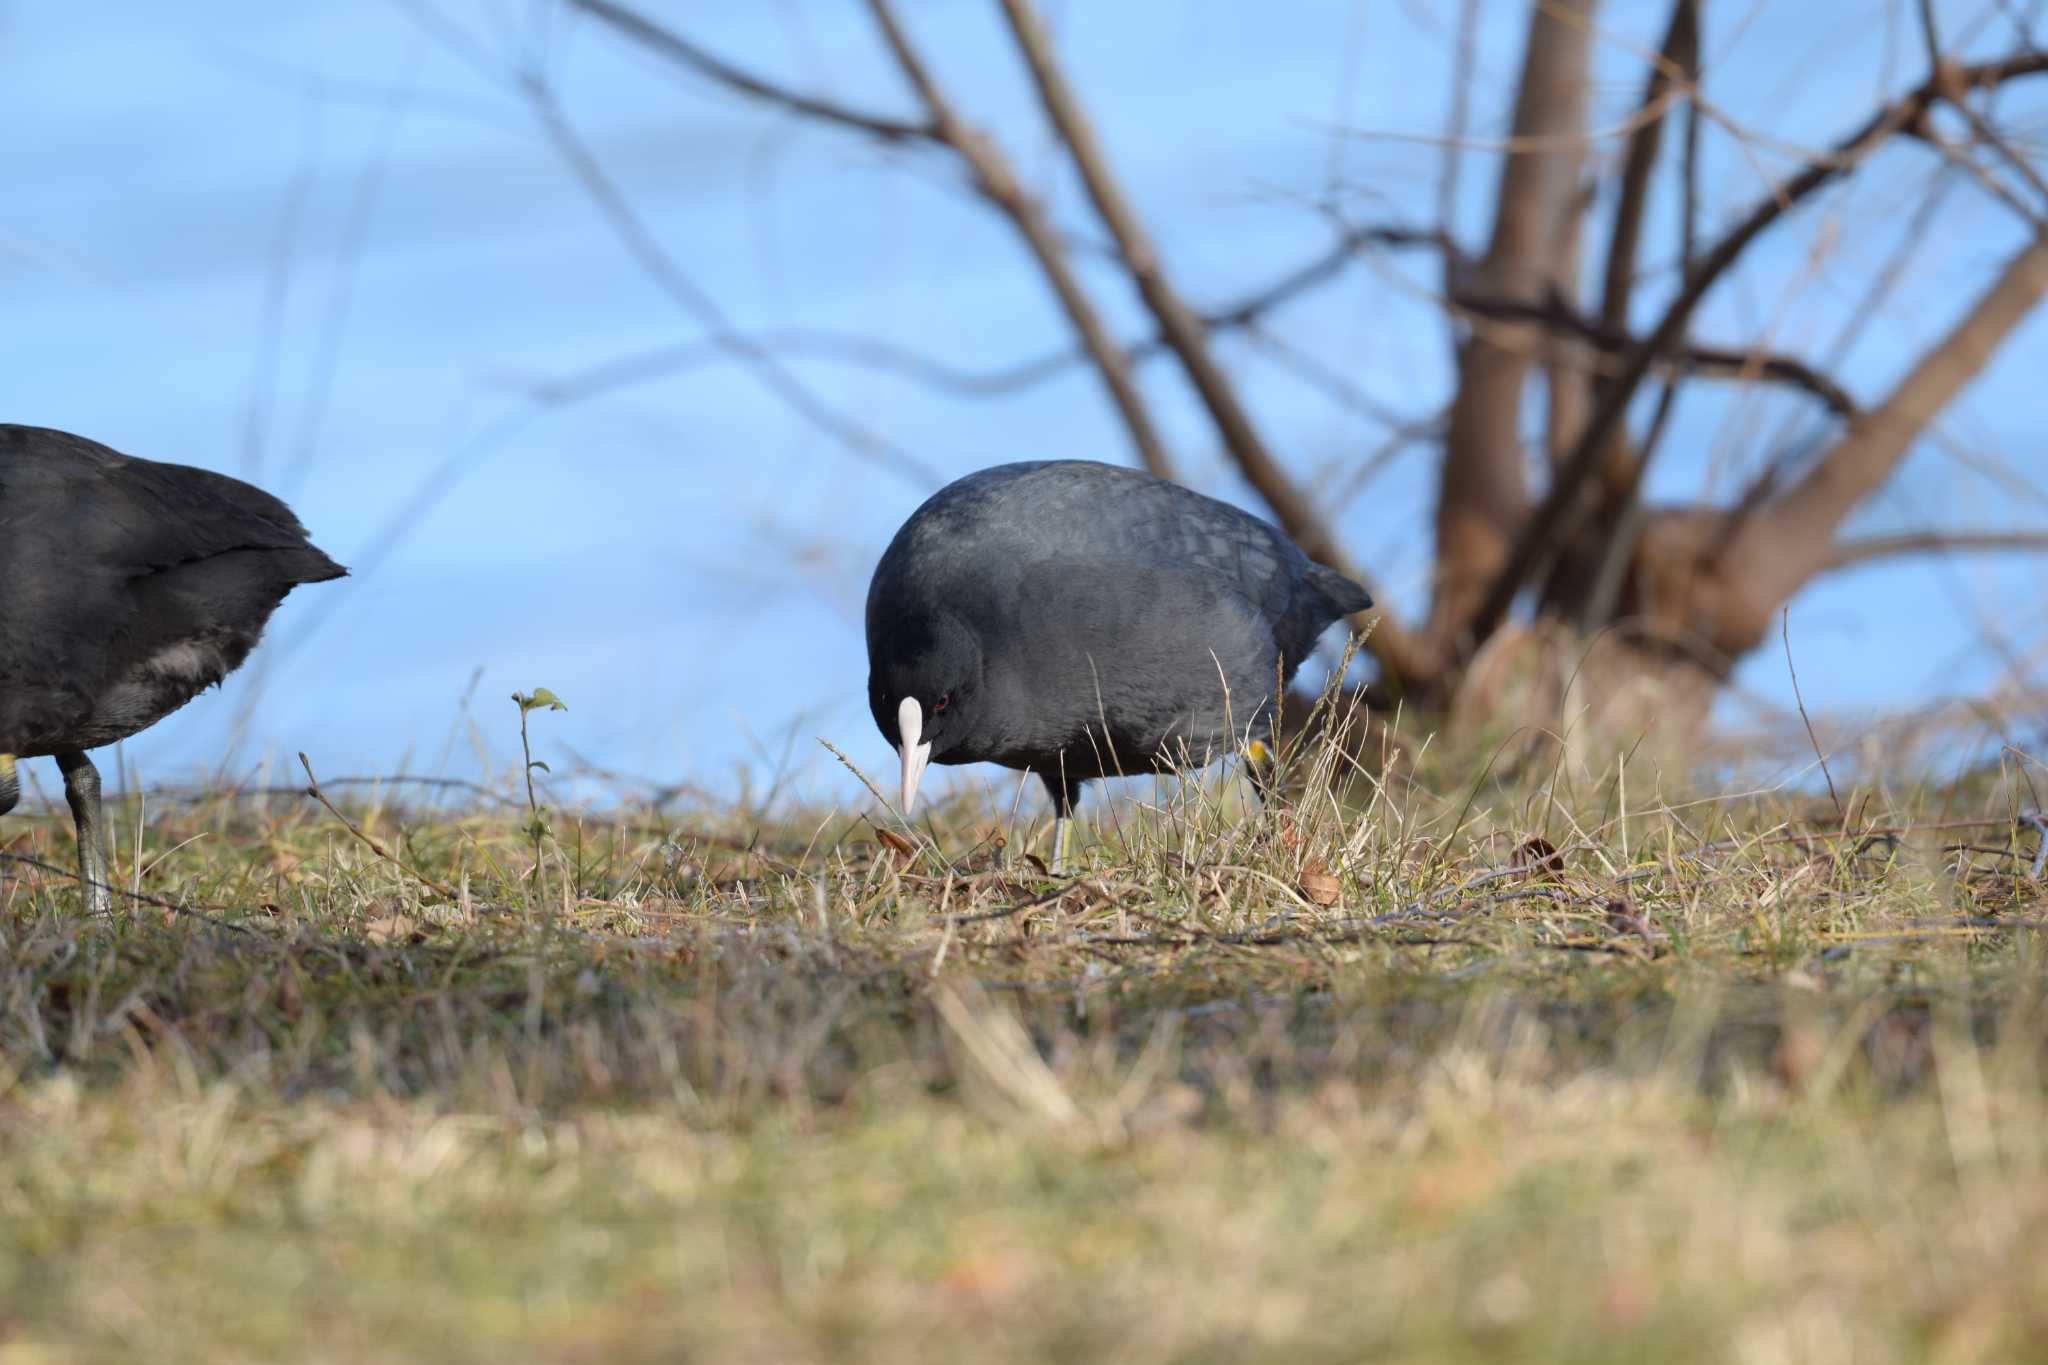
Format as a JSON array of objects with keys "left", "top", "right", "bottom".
[
  {"left": 866, "top": 460, "right": 1370, "bottom": 867},
  {"left": 0, "top": 426, "right": 346, "bottom": 911}
]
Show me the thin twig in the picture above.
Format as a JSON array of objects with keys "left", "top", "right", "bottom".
[
  {"left": 567, "top": 0, "right": 934, "bottom": 142},
  {"left": 1780, "top": 610, "right": 1842, "bottom": 819},
  {"left": 0, "top": 851, "right": 255, "bottom": 932},
  {"left": 526, "top": 79, "right": 941, "bottom": 489},
  {"left": 299, "top": 753, "right": 458, "bottom": 901},
  {"left": 515, "top": 219, "right": 1444, "bottom": 414},
  {"left": 1819, "top": 529, "right": 2048, "bottom": 572},
  {"left": 1451, "top": 290, "right": 1858, "bottom": 416},
  {"left": 861, "top": 0, "right": 1178, "bottom": 481},
  {"left": 1916, "top": 0, "right": 2048, "bottom": 224}
]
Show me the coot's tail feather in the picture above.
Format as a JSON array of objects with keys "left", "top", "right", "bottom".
[{"left": 1306, "top": 563, "right": 1372, "bottom": 615}]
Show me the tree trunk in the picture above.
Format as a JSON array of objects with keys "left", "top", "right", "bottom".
[{"left": 1427, "top": 0, "right": 1597, "bottom": 658}]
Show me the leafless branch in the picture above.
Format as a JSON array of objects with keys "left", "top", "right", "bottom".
[
  {"left": 1820, "top": 529, "right": 2048, "bottom": 572},
  {"left": 1452, "top": 292, "right": 1859, "bottom": 417},
  {"left": 1916, "top": 0, "right": 2048, "bottom": 222},
  {"left": 564, "top": 0, "right": 1179, "bottom": 479},
  {"left": 1733, "top": 236, "right": 2048, "bottom": 606},
  {"left": 1586, "top": 0, "right": 1700, "bottom": 509},
  {"left": 1461, "top": 47, "right": 2048, "bottom": 655},
  {"left": 1237, "top": 324, "right": 1434, "bottom": 431},
  {"left": 566, "top": 0, "right": 934, "bottom": 142},
  {"left": 528, "top": 80, "right": 941, "bottom": 488},
  {"left": 861, "top": 0, "right": 1178, "bottom": 482},
  {"left": 1599, "top": 0, "right": 1699, "bottom": 335},
  {"left": 1437, "top": 0, "right": 1482, "bottom": 233},
  {"left": 513, "top": 217, "right": 1445, "bottom": 414}
]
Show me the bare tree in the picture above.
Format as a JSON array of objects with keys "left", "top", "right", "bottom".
[{"left": 539, "top": 0, "right": 2048, "bottom": 750}]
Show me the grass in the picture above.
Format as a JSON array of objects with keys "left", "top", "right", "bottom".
[{"left": 2, "top": 722, "right": 2047, "bottom": 1363}]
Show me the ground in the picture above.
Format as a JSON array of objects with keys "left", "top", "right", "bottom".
[{"left": 1, "top": 728, "right": 2045, "bottom": 1363}]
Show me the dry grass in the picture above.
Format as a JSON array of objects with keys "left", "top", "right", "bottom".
[{"left": 2, "top": 720, "right": 2046, "bottom": 1362}]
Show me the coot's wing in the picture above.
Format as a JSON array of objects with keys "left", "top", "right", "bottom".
[
  {"left": 994, "top": 463, "right": 1313, "bottom": 622},
  {"left": 999, "top": 463, "right": 1371, "bottom": 687},
  {"left": 0, "top": 427, "right": 344, "bottom": 748},
  {"left": 8, "top": 428, "right": 339, "bottom": 571}
]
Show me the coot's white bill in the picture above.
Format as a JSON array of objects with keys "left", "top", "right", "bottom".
[{"left": 896, "top": 695, "right": 933, "bottom": 813}]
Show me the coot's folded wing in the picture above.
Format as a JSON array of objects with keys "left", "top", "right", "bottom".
[
  {"left": 1026, "top": 463, "right": 1370, "bottom": 665},
  {"left": 0, "top": 426, "right": 345, "bottom": 749},
  {"left": 1, "top": 426, "right": 341, "bottom": 576}
]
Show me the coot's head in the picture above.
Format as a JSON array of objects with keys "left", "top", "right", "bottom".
[{"left": 867, "top": 611, "right": 983, "bottom": 813}]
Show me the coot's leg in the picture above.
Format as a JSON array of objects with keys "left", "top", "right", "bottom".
[
  {"left": 1041, "top": 770, "right": 1083, "bottom": 876},
  {"left": 0, "top": 754, "right": 17, "bottom": 818},
  {"left": 57, "top": 751, "right": 112, "bottom": 915}
]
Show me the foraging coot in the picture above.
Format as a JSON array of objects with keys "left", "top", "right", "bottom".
[
  {"left": 866, "top": 460, "right": 1369, "bottom": 866},
  {"left": 0, "top": 426, "right": 346, "bottom": 912}
]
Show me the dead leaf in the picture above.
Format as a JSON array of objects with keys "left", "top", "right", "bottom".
[
  {"left": 1297, "top": 862, "right": 1341, "bottom": 907},
  {"left": 1512, "top": 836, "right": 1565, "bottom": 876},
  {"left": 876, "top": 827, "right": 916, "bottom": 866}
]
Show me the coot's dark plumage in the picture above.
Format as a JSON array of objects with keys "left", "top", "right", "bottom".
[
  {"left": 866, "top": 460, "right": 1369, "bottom": 866},
  {"left": 0, "top": 426, "right": 346, "bottom": 911}
]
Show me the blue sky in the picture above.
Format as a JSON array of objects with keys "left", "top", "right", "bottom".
[{"left": 3, "top": 1, "right": 2044, "bottom": 807}]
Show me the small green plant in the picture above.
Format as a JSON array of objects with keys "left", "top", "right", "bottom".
[{"left": 512, "top": 688, "right": 568, "bottom": 895}]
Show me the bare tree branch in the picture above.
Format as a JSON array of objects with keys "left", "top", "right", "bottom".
[
  {"left": 861, "top": 0, "right": 1179, "bottom": 482},
  {"left": 1461, "top": 47, "right": 2048, "bottom": 655},
  {"left": 1731, "top": 237, "right": 2048, "bottom": 608},
  {"left": 567, "top": 0, "right": 1179, "bottom": 480},
  {"left": 1820, "top": 529, "right": 2048, "bottom": 573},
  {"left": 1237, "top": 324, "right": 1434, "bottom": 431},
  {"left": 1599, "top": 0, "right": 1698, "bottom": 334},
  {"left": 1590, "top": 0, "right": 1700, "bottom": 500},
  {"left": 528, "top": 81, "right": 941, "bottom": 488},
  {"left": 992, "top": 0, "right": 1434, "bottom": 680},
  {"left": 515, "top": 218, "right": 1446, "bottom": 415},
  {"left": 1451, "top": 292, "right": 1859, "bottom": 417},
  {"left": 566, "top": 0, "right": 934, "bottom": 142},
  {"left": 1917, "top": 0, "right": 2048, "bottom": 218},
  {"left": 1437, "top": 0, "right": 1482, "bottom": 234}
]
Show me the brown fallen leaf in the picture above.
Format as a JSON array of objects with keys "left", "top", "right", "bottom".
[
  {"left": 1513, "top": 836, "right": 1565, "bottom": 876},
  {"left": 1298, "top": 861, "right": 1341, "bottom": 907},
  {"left": 876, "top": 827, "right": 916, "bottom": 865}
]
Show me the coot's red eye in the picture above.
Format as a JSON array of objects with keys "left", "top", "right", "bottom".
[{"left": 933, "top": 694, "right": 951, "bottom": 713}]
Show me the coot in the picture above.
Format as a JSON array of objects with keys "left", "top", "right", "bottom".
[
  {"left": 866, "top": 460, "right": 1369, "bottom": 867},
  {"left": 0, "top": 426, "right": 346, "bottom": 911}
]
